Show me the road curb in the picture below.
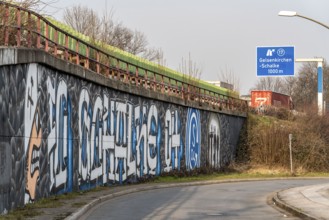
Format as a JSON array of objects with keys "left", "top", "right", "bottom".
[
  {"left": 65, "top": 182, "right": 213, "bottom": 220},
  {"left": 65, "top": 177, "right": 329, "bottom": 220},
  {"left": 66, "top": 188, "right": 138, "bottom": 220},
  {"left": 272, "top": 190, "right": 318, "bottom": 220},
  {"left": 65, "top": 179, "right": 256, "bottom": 220}
]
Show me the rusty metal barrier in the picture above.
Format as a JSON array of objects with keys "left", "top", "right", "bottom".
[{"left": 0, "top": 1, "right": 247, "bottom": 113}]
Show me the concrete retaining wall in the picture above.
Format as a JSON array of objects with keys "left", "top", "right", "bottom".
[{"left": 0, "top": 48, "right": 245, "bottom": 214}]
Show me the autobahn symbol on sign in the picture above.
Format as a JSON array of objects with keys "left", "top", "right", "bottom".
[{"left": 257, "top": 46, "right": 294, "bottom": 76}]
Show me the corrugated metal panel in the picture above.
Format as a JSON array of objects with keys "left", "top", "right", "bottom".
[
  {"left": 251, "top": 90, "right": 292, "bottom": 109},
  {"left": 251, "top": 91, "right": 272, "bottom": 108},
  {"left": 272, "top": 92, "right": 290, "bottom": 108}
]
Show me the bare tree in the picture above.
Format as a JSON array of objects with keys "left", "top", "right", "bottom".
[
  {"left": 63, "top": 5, "right": 162, "bottom": 61},
  {"left": 63, "top": 5, "right": 101, "bottom": 39},
  {"left": 280, "top": 76, "right": 297, "bottom": 96},
  {"left": 252, "top": 77, "right": 285, "bottom": 93},
  {"left": 126, "top": 29, "right": 148, "bottom": 55},
  {"left": 178, "top": 53, "right": 202, "bottom": 100},
  {"left": 107, "top": 25, "right": 145, "bottom": 54},
  {"left": 178, "top": 53, "right": 202, "bottom": 79},
  {"left": 142, "top": 47, "right": 164, "bottom": 63},
  {"left": 4, "top": 0, "right": 58, "bottom": 13},
  {"left": 291, "top": 62, "right": 320, "bottom": 110},
  {"left": 218, "top": 66, "right": 240, "bottom": 92}
]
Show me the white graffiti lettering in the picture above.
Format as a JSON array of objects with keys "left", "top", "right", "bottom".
[
  {"left": 208, "top": 114, "right": 220, "bottom": 168},
  {"left": 78, "top": 88, "right": 91, "bottom": 182},
  {"left": 78, "top": 93, "right": 163, "bottom": 186},
  {"left": 147, "top": 105, "right": 158, "bottom": 175},
  {"left": 164, "top": 109, "right": 181, "bottom": 172},
  {"left": 134, "top": 105, "right": 148, "bottom": 177},
  {"left": 47, "top": 77, "right": 71, "bottom": 192}
]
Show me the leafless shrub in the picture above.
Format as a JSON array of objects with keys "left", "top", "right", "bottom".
[
  {"left": 249, "top": 122, "right": 292, "bottom": 167},
  {"left": 178, "top": 53, "right": 202, "bottom": 101},
  {"left": 218, "top": 66, "right": 240, "bottom": 93},
  {"left": 63, "top": 4, "right": 101, "bottom": 40},
  {"left": 264, "top": 107, "right": 291, "bottom": 120},
  {"left": 239, "top": 109, "right": 329, "bottom": 172},
  {"left": 3, "top": 0, "right": 58, "bottom": 13},
  {"left": 63, "top": 5, "right": 163, "bottom": 61}
]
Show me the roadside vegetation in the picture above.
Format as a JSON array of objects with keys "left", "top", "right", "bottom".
[
  {"left": 249, "top": 55, "right": 329, "bottom": 175},
  {"left": 237, "top": 107, "right": 329, "bottom": 174}
]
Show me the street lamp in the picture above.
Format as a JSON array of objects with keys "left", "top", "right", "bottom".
[
  {"left": 278, "top": 11, "right": 328, "bottom": 115},
  {"left": 278, "top": 11, "right": 329, "bottom": 30}
]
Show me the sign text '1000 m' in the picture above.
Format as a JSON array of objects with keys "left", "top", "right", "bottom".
[{"left": 257, "top": 46, "right": 294, "bottom": 76}]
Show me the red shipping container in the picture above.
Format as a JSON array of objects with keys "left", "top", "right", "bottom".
[{"left": 251, "top": 90, "right": 292, "bottom": 109}]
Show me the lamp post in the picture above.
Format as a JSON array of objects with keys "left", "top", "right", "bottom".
[
  {"left": 278, "top": 11, "right": 329, "bottom": 30},
  {"left": 278, "top": 11, "right": 328, "bottom": 115}
]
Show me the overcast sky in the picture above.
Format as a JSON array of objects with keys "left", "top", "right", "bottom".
[{"left": 46, "top": 0, "right": 329, "bottom": 95}]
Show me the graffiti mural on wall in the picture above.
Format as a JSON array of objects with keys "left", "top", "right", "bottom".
[
  {"left": 24, "top": 64, "right": 42, "bottom": 203},
  {"left": 164, "top": 109, "right": 183, "bottom": 172},
  {"left": 47, "top": 76, "right": 73, "bottom": 195},
  {"left": 0, "top": 64, "right": 27, "bottom": 214},
  {"left": 185, "top": 108, "right": 201, "bottom": 170},
  {"left": 208, "top": 114, "right": 220, "bottom": 168},
  {"left": 24, "top": 65, "right": 74, "bottom": 203},
  {"left": 78, "top": 90, "right": 164, "bottom": 188},
  {"left": 0, "top": 62, "right": 245, "bottom": 214}
]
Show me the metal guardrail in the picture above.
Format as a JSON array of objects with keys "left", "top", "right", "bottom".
[{"left": 0, "top": 1, "right": 247, "bottom": 113}]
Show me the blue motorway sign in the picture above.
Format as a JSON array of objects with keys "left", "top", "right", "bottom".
[{"left": 257, "top": 46, "right": 294, "bottom": 76}]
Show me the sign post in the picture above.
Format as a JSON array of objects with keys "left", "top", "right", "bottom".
[
  {"left": 289, "top": 134, "right": 293, "bottom": 175},
  {"left": 257, "top": 46, "right": 295, "bottom": 76}
]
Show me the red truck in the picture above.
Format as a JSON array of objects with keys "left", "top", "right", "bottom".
[{"left": 251, "top": 90, "right": 293, "bottom": 110}]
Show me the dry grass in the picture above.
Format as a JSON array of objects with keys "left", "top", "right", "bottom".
[{"left": 237, "top": 110, "right": 329, "bottom": 173}]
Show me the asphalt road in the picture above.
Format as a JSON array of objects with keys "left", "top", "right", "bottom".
[{"left": 81, "top": 179, "right": 329, "bottom": 220}]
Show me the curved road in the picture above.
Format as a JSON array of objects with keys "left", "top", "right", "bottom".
[{"left": 82, "top": 179, "right": 328, "bottom": 220}]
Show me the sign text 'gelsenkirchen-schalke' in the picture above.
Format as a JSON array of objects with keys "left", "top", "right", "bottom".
[{"left": 257, "top": 46, "right": 294, "bottom": 76}]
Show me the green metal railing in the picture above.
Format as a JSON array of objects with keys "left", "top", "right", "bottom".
[{"left": 0, "top": 1, "right": 247, "bottom": 113}]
